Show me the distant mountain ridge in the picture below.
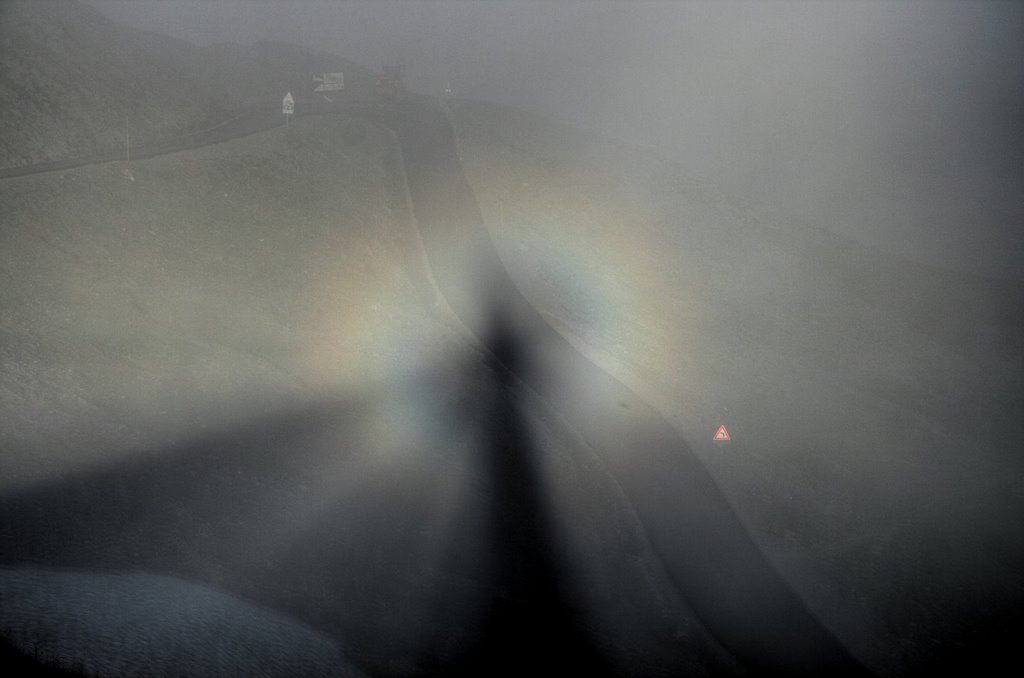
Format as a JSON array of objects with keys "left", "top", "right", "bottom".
[{"left": 0, "top": 0, "right": 376, "bottom": 168}]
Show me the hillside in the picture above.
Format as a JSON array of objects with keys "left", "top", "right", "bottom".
[
  {"left": 0, "top": 112, "right": 440, "bottom": 485},
  {"left": 0, "top": 2, "right": 1021, "bottom": 676},
  {"left": 0, "top": 0, "right": 376, "bottom": 168},
  {"left": 0, "top": 109, "right": 742, "bottom": 675}
]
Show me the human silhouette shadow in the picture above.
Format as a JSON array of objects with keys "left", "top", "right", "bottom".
[
  {"left": 411, "top": 300, "right": 616, "bottom": 677},
  {"left": 2, "top": 97, "right": 875, "bottom": 677}
]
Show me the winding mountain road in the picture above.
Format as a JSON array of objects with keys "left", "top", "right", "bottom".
[
  {"left": 386, "top": 99, "right": 871, "bottom": 677},
  {"left": 0, "top": 96, "right": 873, "bottom": 675}
]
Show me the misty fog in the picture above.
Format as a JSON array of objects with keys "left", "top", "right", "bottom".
[
  {"left": 2, "top": 1, "right": 1022, "bottom": 676},
  {"left": 87, "top": 0, "right": 1023, "bottom": 278}
]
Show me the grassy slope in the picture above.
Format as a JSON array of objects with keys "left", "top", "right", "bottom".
[
  {"left": 0, "top": 0, "right": 377, "bottom": 168},
  {"left": 0, "top": 113, "right": 454, "bottom": 487},
  {"left": 449, "top": 98, "right": 1024, "bottom": 675},
  {"left": 0, "top": 0, "right": 224, "bottom": 166}
]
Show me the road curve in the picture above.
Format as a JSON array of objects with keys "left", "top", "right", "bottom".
[
  {"left": 385, "top": 98, "right": 872, "bottom": 677},
  {"left": 0, "top": 92, "right": 872, "bottom": 674}
]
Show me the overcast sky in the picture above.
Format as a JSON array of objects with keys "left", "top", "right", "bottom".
[{"left": 85, "top": 0, "right": 1023, "bottom": 278}]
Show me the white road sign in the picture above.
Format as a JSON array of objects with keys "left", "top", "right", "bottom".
[
  {"left": 282, "top": 91, "right": 294, "bottom": 115},
  {"left": 313, "top": 72, "right": 344, "bottom": 92}
]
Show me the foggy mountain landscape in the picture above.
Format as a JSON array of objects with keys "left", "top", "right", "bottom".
[{"left": 1, "top": 1, "right": 1021, "bottom": 677}]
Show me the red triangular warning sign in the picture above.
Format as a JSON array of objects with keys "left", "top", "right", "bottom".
[{"left": 713, "top": 425, "right": 731, "bottom": 441}]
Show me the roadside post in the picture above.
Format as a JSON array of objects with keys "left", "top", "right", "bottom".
[{"left": 282, "top": 91, "right": 294, "bottom": 127}]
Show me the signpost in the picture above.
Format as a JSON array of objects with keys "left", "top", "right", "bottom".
[
  {"left": 282, "top": 91, "right": 294, "bottom": 127},
  {"left": 313, "top": 72, "right": 344, "bottom": 92}
]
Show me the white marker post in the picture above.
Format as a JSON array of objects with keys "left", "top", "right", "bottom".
[{"left": 282, "top": 92, "right": 295, "bottom": 127}]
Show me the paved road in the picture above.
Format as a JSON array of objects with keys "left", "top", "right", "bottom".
[{"left": 385, "top": 99, "right": 872, "bottom": 677}]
